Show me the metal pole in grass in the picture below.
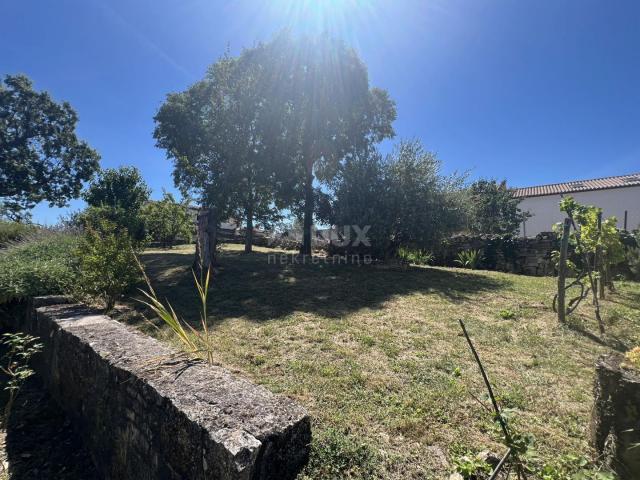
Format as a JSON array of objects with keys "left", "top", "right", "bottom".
[{"left": 458, "top": 320, "right": 527, "bottom": 480}]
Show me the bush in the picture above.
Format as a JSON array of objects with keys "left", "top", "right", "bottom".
[
  {"left": 0, "top": 232, "right": 79, "bottom": 304},
  {"left": 141, "top": 192, "right": 192, "bottom": 248},
  {"left": 76, "top": 219, "right": 141, "bottom": 311},
  {"left": 397, "top": 246, "right": 434, "bottom": 265},
  {"left": 454, "top": 249, "right": 483, "bottom": 269},
  {"left": 0, "top": 221, "right": 38, "bottom": 247}
]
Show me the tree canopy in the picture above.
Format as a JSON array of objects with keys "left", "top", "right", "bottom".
[
  {"left": 467, "top": 179, "right": 528, "bottom": 236},
  {"left": 254, "top": 32, "right": 397, "bottom": 254},
  {"left": 0, "top": 74, "right": 100, "bottom": 219},
  {"left": 83, "top": 166, "right": 150, "bottom": 241},
  {"left": 331, "top": 140, "right": 467, "bottom": 258},
  {"left": 142, "top": 192, "right": 192, "bottom": 248}
]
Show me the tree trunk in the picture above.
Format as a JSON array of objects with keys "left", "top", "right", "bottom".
[
  {"left": 244, "top": 204, "right": 254, "bottom": 254},
  {"left": 194, "top": 207, "right": 217, "bottom": 275},
  {"left": 301, "top": 166, "right": 314, "bottom": 256}
]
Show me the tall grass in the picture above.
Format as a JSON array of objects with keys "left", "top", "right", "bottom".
[
  {"left": 135, "top": 255, "right": 214, "bottom": 363},
  {"left": 0, "top": 231, "right": 79, "bottom": 304}
]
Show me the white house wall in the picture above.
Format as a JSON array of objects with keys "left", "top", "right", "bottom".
[{"left": 518, "top": 185, "right": 640, "bottom": 237}]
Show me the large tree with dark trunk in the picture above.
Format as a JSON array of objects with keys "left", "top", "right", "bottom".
[
  {"left": 0, "top": 74, "right": 100, "bottom": 220},
  {"left": 255, "top": 33, "right": 396, "bottom": 254}
]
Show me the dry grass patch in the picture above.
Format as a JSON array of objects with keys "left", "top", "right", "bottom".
[{"left": 126, "top": 244, "right": 640, "bottom": 479}]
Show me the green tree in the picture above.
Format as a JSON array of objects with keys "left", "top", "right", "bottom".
[
  {"left": 142, "top": 192, "right": 192, "bottom": 248},
  {"left": 468, "top": 179, "right": 528, "bottom": 236},
  {"left": 154, "top": 55, "right": 241, "bottom": 265},
  {"left": 331, "top": 140, "right": 467, "bottom": 259},
  {"left": 0, "top": 74, "right": 100, "bottom": 220},
  {"left": 384, "top": 140, "right": 467, "bottom": 251},
  {"left": 76, "top": 218, "right": 141, "bottom": 311},
  {"left": 559, "top": 197, "right": 625, "bottom": 294},
  {"left": 255, "top": 32, "right": 397, "bottom": 254},
  {"left": 84, "top": 166, "right": 150, "bottom": 211},
  {"left": 83, "top": 166, "right": 150, "bottom": 241}
]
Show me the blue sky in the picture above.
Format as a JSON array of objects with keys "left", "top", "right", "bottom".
[{"left": 2, "top": 0, "right": 640, "bottom": 224}]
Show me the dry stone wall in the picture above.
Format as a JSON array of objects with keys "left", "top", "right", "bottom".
[{"left": 5, "top": 296, "right": 310, "bottom": 480}]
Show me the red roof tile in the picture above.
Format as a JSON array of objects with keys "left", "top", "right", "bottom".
[{"left": 514, "top": 173, "right": 640, "bottom": 198}]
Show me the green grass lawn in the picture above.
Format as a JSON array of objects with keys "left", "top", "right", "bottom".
[{"left": 126, "top": 243, "right": 640, "bottom": 479}]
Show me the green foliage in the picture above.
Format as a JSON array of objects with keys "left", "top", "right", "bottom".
[
  {"left": 331, "top": 140, "right": 467, "bottom": 259},
  {"left": 156, "top": 32, "right": 397, "bottom": 255},
  {"left": 84, "top": 166, "right": 150, "bottom": 212},
  {"left": 76, "top": 218, "right": 141, "bottom": 311},
  {"left": 257, "top": 32, "right": 397, "bottom": 254},
  {"left": 303, "top": 428, "right": 379, "bottom": 479},
  {"left": 455, "top": 249, "right": 483, "bottom": 269},
  {"left": 498, "top": 308, "right": 516, "bottom": 320},
  {"left": 626, "top": 229, "right": 640, "bottom": 280},
  {"left": 452, "top": 453, "right": 492, "bottom": 478},
  {"left": 82, "top": 166, "right": 150, "bottom": 242},
  {"left": 526, "top": 452, "right": 616, "bottom": 480},
  {"left": 551, "top": 249, "right": 577, "bottom": 274},
  {"left": 0, "top": 232, "right": 79, "bottom": 304},
  {"left": 142, "top": 192, "right": 192, "bottom": 247},
  {"left": 0, "top": 74, "right": 100, "bottom": 220},
  {"left": 397, "top": 246, "right": 434, "bottom": 265},
  {"left": 468, "top": 179, "right": 529, "bottom": 236},
  {"left": 136, "top": 257, "right": 215, "bottom": 363},
  {"left": 0, "top": 220, "right": 38, "bottom": 247},
  {"left": 0, "top": 332, "right": 43, "bottom": 424},
  {"left": 559, "top": 197, "right": 625, "bottom": 266}
]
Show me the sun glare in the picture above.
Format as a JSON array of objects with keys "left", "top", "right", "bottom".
[{"left": 267, "top": 0, "right": 376, "bottom": 38}]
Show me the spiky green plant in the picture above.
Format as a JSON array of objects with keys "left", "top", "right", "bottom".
[
  {"left": 135, "top": 254, "right": 214, "bottom": 363},
  {"left": 454, "top": 249, "right": 483, "bottom": 269}
]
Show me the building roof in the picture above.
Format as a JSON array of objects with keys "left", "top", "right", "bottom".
[{"left": 514, "top": 172, "right": 640, "bottom": 198}]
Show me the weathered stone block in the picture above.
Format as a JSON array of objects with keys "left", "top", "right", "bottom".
[
  {"left": 591, "top": 353, "right": 640, "bottom": 479},
  {"left": 9, "top": 297, "right": 311, "bottom": 479}
]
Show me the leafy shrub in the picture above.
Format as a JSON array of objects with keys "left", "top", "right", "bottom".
[
  {"left": 76, "top": 219, "right": 141, "bottom": 311},
  {"left": 141, "top": 192, "right": 192, "bottom": 248},
  {"left": 397, "top": 246, "right": 434, "bottom": 265},
  {"left": 77, "top": 205, "right": 147, "bottom": 244},
  {"left": 452, "top": 453, "right": 491, "bottom": 478},
  {"left": 0, "top": 232, "right": 79, "bottom": 304},
  {"left": 0, "top": 221, "right": 38, "bottom": 247},
  {"left": 455, "top": 249, "right": 483, "bottom": 269},
  {"left": 1, "top": 332, "right": 43, "bottom": 424}
]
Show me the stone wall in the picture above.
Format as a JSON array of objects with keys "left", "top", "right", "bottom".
[
  {"left": 437, "top": 232, "right": 559, "bottom": 276},
  {"left": 5, "top": 297, "right": 311, "bottom": 480}
]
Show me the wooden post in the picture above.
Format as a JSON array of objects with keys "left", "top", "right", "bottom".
[
  {"left": 557, "top": 218, "right": 571, "bottom": 324},
  {"left": 597, "top": 211, "right": 605, "bottom": 300},
  {"left": 624, "top": 210, "right": 628, "bottom": 231}
]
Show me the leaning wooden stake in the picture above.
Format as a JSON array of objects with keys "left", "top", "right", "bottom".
[
  {"left": 459, "top": 320, "right": 527, "bottom": 480},
  {"left": 557, "top": 218, "right": 571, "bottom": 324},
  {"left": 596, "top": 211, "right": 605, "bottom": 300}
]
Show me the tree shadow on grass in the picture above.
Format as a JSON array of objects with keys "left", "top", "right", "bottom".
[
  {"left": 565, "top": 320, "right": 632, "bottom": 353},
  {"left": 136, "top": 249, "right": 509, "bottom": 326}
]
